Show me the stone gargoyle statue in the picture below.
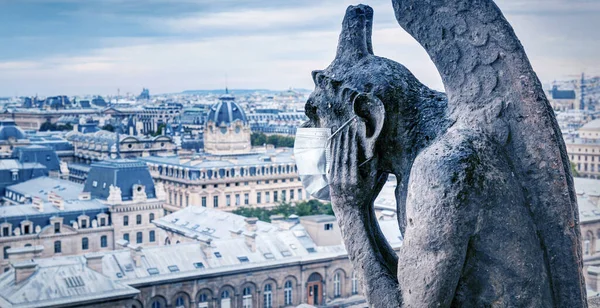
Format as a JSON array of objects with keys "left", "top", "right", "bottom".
[{"left": 304, "top": 1, "right": 586, "bottom": 307}]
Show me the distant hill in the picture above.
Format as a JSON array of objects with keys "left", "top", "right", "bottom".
[{"left": 180, "top": 89, "right": 311, "bottom": 95}]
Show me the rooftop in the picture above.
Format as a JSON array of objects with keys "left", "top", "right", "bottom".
[{"left": 6, "top": 176, "right": 83, "bottom": 202}]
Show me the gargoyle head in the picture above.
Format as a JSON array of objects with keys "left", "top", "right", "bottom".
[{"left": 304, "top": 5, "right": 446, "bottom": 173}]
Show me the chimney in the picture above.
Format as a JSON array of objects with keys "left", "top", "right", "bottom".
[
  {"left": 128, "top": 244, "right": 143, "bottom": 267},
  {"left": 78, "top": 192, "right": 91, "bottom": 200},
  {"left": 244, "top": 217, "right": 258, "bottom": 232},
  {"left": 8, "top": 245, "right": 43, "bottom": 263},
  {"left": 244, "top": 232, "right": 257, "bottom": 252},
  {"left": 84, "top": 253, "right": 104, "bottom": 274},
  {"left": 200, "top": 239, "right": 213, "bottom": 259},
  {"left": 48, "top": 192, "right": 64, "bottom": 210},
  {"left": 32, "top": 197, "right": 43, "bottom": 212},
  {"left": 13, "top": 260, "right": 37, "bottom": 284},
  {"left": 229, "top": 229, "right": 242, "bottom": 238}
]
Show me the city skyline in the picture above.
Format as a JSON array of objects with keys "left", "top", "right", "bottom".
[{"left": 1, "top": 0, "right": 599, "bottom": 96}]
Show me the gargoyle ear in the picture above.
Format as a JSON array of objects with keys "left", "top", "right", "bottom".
[{"left": 353, "top": 93, "right": 385, "bottom": 151}]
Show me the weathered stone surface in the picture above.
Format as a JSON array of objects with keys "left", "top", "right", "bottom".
[{"left": 304, "top": 1, "right": 586, "bottom": 307}]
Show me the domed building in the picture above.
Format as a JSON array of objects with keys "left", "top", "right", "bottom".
[
  {"left": 204, "top": 91, "right": 251, "bottom": 155},
  {"left": 0, "top": 119, "right": 30, "bottom": 157}
]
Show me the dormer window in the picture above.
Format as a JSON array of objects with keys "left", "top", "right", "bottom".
[
  {"left": 54, "top": 222, "right": 60, "bottom": 233},
  {"left": 80, "top": 219, "right": 87, "bottom": 229},
  {"left": 2, "top": 226, "right": 10, "bottom": 237}
]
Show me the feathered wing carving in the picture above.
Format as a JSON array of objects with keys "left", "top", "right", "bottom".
[{"left": 392, "top": 0, "right": 585, "bottom": 306}]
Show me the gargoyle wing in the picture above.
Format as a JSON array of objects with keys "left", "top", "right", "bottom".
[{"left": 392, "top": 1, "right": 585, "bottom": 306}]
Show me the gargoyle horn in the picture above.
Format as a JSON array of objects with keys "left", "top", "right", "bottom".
[{"left": 335, "top": 5, "right": 374, "bottom": 61}]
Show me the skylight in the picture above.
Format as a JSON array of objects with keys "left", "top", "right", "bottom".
[
  {"left": 168, "top": 265, "right": 180, "bottom": 273},
  {"left": 237, "top": 256, "right": 249, "bottom": 263},
  {"left": 147, "top": 268, "right": 160, "bottom": 275},
  {"left": 214, "top": 252, "right": 222, "bottom": 258},
  {"left": 64, "top": 276, "right": 85, "bottom": 288},
  {"left": 193, "top": 262, "right": 205, "bottom": 269}
]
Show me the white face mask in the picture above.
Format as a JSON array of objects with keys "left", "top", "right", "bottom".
[{"left": 293, "top": 115, "right": 358, "bottom": 201}]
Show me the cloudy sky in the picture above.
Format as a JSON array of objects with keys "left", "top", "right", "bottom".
[{"left": 0, "top": 0, "right": 598, "bottom": 96}]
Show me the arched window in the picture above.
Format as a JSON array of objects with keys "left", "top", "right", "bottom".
[
  {"left": 333, "top": 272, "right": 341, "bottom": 297},
  {"left": 151, "top": 298, "right": 165, "bottom": 308},
  {"left": 149, "top": 213, "right": 155, "bottom": 223},
  {"left": 242, "top": 287, "right": 253, "bottom": 308},
  {"left": 263, "top": 284, "right": 273, "bottom": 308},
  {"left": 54, "top": 241, "right": 61, "bottom": 253},
  {"left": 352, "top": 272, "right": 359, "bottom": 294},
  {"left": 82, "top": 237, "right": 89, "bottom": 250},
  {"left": 149, "top": 230, "right": 156, "bottom": 242},
  {"left": 284, "top": 280, "right": 293, "bottom": 305},
  {"left": 101, "top": 235, "right": 107, "bottom": 248},
  {"left": 221, "top": 290, "right": 231, "bottom": 308},
  {"left": 197, "top": 293, "right": 209, "bottom": 308},
  {"left": 174, "top": 295, "right": 186, "bottom": 308},
  {"left": 136, "top": 232, "right": 143, "bottom": 244}
]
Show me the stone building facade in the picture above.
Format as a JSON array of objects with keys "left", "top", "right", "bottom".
[
  {"left": 567, "top": 119, "right": 600, "bottom": 179},
  {"left": 0, "top": 160, "right": 165, "bottom": 273}
]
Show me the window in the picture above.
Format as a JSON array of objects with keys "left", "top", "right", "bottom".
[
  {"left": 101, "top": 235, "right": 108, "bottom": 248},
  {"left": 136, "top": 232, "right": 143, "bottom": 244},
  {"left": 168, "top": 265, "right": 180, "bottom": 272},
  {"left": 3, "top": 247, "right": 9, "bottom": 259},
  {"left": 136, "top": 215, "right": 142, "bottom": 225},
  {"left": 2, "top": 227, "right": 9, "bottom": 236},
  {"left": 235, "top": 194, "right": 240, "bottom": 206},
  {"left": 352, "top": 272, "right": 359, "bottom": 294},
  {"left": 298, "top": 189, "right": 302, "bottom": 200},
  {"left": 23, "top": 225, "right": 30, "bottom": 234},
  {"left": 124, "top": 233, "right": 130, "bottom": 242},
  {"left": 221, "top": 290, "right": 231, "bottom": 308},
  {"left": 100, "top": 217, "right": 106, "bottom": 226},
  {"left": 214, "top": 252, "right": 222, "bottom": 258},
  {"left": 149, "top": 213, "right": 155, "bottom": 223},
  {"left": 274, "top": 191, "right": 278, "bottom": 202},
  {"left": 324, "top": 223, "right": 334, "bottom": 231},
  {"left": 284, "top": 280, "right": 293, "bottom": 305},
  {"left": 150, "top": 230, "right": 156, "bottom": 242},
  {"left": 226, "top": 195, "right": 231, "bottom": 207},
  {"left": 290, "top": 189, "right": 294, "bottom": 200},
  {"left": 198, "top": 293, "right": 209, "bottom": 308},
  {"left": 80, "top": 220, "right": 87, "bottom": 229},
  {"left": 123, "top": 215, "right": 129, "bottom": 226},
  {"left": 266, "top": 192, "right": 270, "bottom": 203},
  {"left": 147, "top": 268, "right": 159, "bottom": 275},
  {"left": 585, "top": 240, "right": 591, "bottom": 255},
  {"left": 333, "top": 273, "right": 341, "bottom": 297},
  {"left": 263, "top": 284, "right": 273, "bottom": 308},
  {"left": 175, "top": 295, "right": 185, "bottom": 308},
  {"left": 282, "top": 190, "right": 286, "bottom": 201},
  {"left": 213, "top": 196, "right": 219, "bottom": 208},
  {"left": 237, "top": 256, "right": 249, "bottom": 263},
  {"left": 202, "top": 196, "right": 207, "bottom": 207},
  {"left": 243, "top": 287, "right": 253, "bottom": 308},
  {"left": 151, "top": 299, "right": 162, "bottom": 308},
  {"left": 193, "top": 262, "right": 204, "bottom": 269},
  {"left": 92, "top": 181, "right": 97, "bottom": 187},
  {"left": 82, "top": 237, "right": 89, "bottom": 250},
  {"left": 52, "top": 240, "right": 61, "bottom": 253},
  {"left": 244, "top": 193, "right": 249, "bottom": 205},
  {"left": 257, "top": 192, "right": 262, "bottom": 204}
]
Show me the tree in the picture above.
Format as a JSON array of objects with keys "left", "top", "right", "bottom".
[
  {"left": 251, "top": 132, "right": 295, "bottom": 148},
  {"left": 152, "top": 124, "right": 166, "bottom": 136},
  {"left": 570, "top": 161, "right": 580, "bottom": 177},
  {"left": 232, "top": 200, "right": 334, "bottom": 222}
]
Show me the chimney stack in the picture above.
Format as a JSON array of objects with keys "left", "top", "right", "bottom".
[
  {"left": 48, "top": 191, "right": 64, "bottom": 210},
  {"left": 200, "top": 239, "right": 213, "bottom": 259},
  {"left": 244, "top": 232, "right": 257, "bottom": 252},
  {"left": 128, "top": 244, "right": 143, "bottom": 267},
  {"left": 244, "top": 217, "right": 258, "bottom": 232},
  {"left": 13, "top": 260, "right": 37, "bottom": 284},
  {"left": 84, "top": 253, "right": 104, "bottom": 274},
  {"left": 32, "top": 197, "right": 43, "bottom": 212},
  {"left": 8, "top": 245, "right": 43, "bottom": 263}
]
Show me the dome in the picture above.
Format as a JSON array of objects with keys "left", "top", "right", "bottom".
[
  {"left": 0, "top": 119, "right": 27, "bottom": 141},
  {"left": 206, "top": 96, "right": 248, "bottom": 126}
]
